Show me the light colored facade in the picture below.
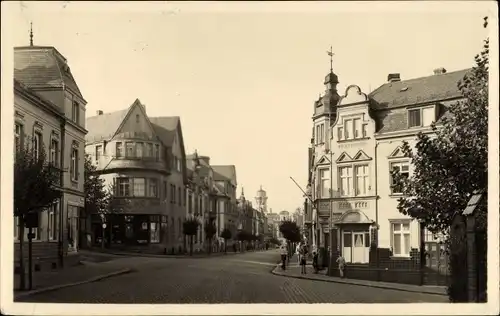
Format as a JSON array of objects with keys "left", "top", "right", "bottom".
[
  {"left": 255, "top": 186, "right": 268, "bottom": 213},
  {"left": 212, "top": 165, "right": 239, "bottom": 240},
  {"left": 14, "top": 45, "right": 87, "bottom": 267},
  {"left": 309, "top": 67, "right": 468, "bottom": 264},
  {"left": 85, "top": 100, "right": 187, "bottom": 251}
]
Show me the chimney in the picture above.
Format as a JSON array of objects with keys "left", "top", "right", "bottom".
[
  {"left": 96, "top": 110, "right": 103, "bottom": 115},
  {"left": 387, "top": 73, "right": 401, "bottom": 83},
  {"left": 433, "top": 67, "right": 447, "bottom": 75}
]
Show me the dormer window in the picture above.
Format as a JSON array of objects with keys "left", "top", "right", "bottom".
[{"left": 408, "top": 106, "right": 435, "bottom": 128}]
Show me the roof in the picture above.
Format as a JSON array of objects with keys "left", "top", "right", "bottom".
[
  {"left": 149, "top": 116, "right": 180, "bottom": 146},
  {"left": 212, "top": 165, "right": 237, "bottom": 186},
  {"left": 86, "top": 108, "right": 130, "bottom": 142},
  {"left": 369, "top": 69, "right": 470, "bottom": 109},
  {"left": 14, "top": 46, "right": 84, "bottom": 100},
  {"left": 14, "top": 79, "right": 63, "bottom": 116}
]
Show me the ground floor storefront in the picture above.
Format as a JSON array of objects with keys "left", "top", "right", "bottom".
[{"left": 90, "top": 214, "right": 168, "bottom": 248}]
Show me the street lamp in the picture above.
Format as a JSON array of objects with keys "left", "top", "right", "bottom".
[{"left": 322, "top": 149, "right": 334, "bottom": 255}]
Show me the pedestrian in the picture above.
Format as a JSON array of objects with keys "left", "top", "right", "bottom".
[
  {"left": 336, "top": 254, "right": 346, "bottom": 278},
  {"left": 280, "top": 243, "right": 288, "bottom": 270},
  {"left": 295, "top": 243, "right": 301, "bottom": 264},
  {"left": 312, "top": 250, "right": 319, "bottom": 273},
  {"left": 299, "top": 244, "right": 308, "bottom": 274}
]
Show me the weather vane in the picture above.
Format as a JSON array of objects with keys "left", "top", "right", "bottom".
[{"left": 327, "top": 46, "right": 334, "bottom": 72}]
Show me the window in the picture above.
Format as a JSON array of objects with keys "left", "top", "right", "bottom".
[
  {"left": 70, "top": 147, "right": 78, "bottom": 181},
  {"left": 15, "top": 123, "right": 23, "bottom": 154},
  {"left": 14, "top": 216, "right": 19, "bottom": 241},
  {"left": 136, "top": 114, "right": 140, "bottom": 124},
  {"left": 149, "top": 179, "right": 158, "bottom": 197},
  {"left": 136, "top": 142, "right": 143, "bottom": 158},
  {"left": 117, "top": 178, "right": 130, "bottom": 196},
  {"left": 320, "top": 124, "right": 324, "bottom": 143},
  {"left": 178, "top": 187, "right": 182, "bottom": 206},
  {"left": 126, "top": 142, "right": 135, "bottom": 158},
  {"left": 154, "top": 144, "right": 160, "bottom": 161},
  {"left": 33, "top": 132, "right": 42, "bottom": 159},
  {"left": 344, "top": 119, "right": 352, "bottom": 139},
  {"left": 133, "top": 178, "right": 146, "bottom": 196},
  {"left": 95, "top": 145, "right": 102, "bottom": 164},
  {"left": 391, "top": 221, "right": 411, "bottom": 256},
  {"left": 319, "top": 169, "right": 330, "bottom": 198},
  {"left": 51, "top": 139, "right": 59, "bottom": 166},
  {"left": 48, "top": 202, "right": 58, "bottom": 241},
  {"left": 116, "top": 143, "right": 123, "bottom": 158},
  {"left": 170, "top": 184, "right": 175, "bottom": 203},
  {"left": 147, "top": 143, "right": 153, "bottom": 157},
  {"left": 408, "top": 109, "right": 421, "bottom": 128},
  {"left": 362, "top": 124, "right": 368, "bottom": 138},
  {"left": 176, "top": 158, "right": 181, "bottom": 172},
  {"left": 422, "top": 107, "right": 435, "bottom": 126},
  {"left": 355, "top": 165, "right": 369, "bottom": 195},
  {"left": 163, "top": 181, "right": 167, "bottom": 200},
  {"left": 338, "top": 127, "right": 343, "bottom": 140},
  {"left": 316, "top": 125, "right": 320, "bottom": 144},
  {"left": 353, "top": 118, "right": 361, "bottom": 138},
  {"left": 72, "top": 101, "right": 79, "bottom": 123},
  {"left": 339, "top": 166, "right": 353, "bottom": 196},
  {"left": 390, "top": 161, "right": 410, "bottom": 194}
]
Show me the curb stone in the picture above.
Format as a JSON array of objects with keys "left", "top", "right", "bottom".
[
  {"left": 14, "top": 268, "right": 133, "bottom": 300},
  {"left": 270, "top": 266, "right": 447, "bottom": 297}
]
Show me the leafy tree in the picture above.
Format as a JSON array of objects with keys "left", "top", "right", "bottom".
[
  {"left": 204, "top": 220, "right": 217, "bottom": 255},
  {"left": 84, "top": 155, "right": 111, "bottom": 241},
  {"left": 220, "top": 228, "right": 232, "bottom": 253},
  {"left": 14, "top": 143, "right": 61, "bottom": 290},
  {"left": 393, "top": 17, "right": 489, "bottom": 302},
  {"left": 183, "top": 218, "right": 199, "bottom": 256},
  {"left": 279, "top": 220, "right": 301, "bottom": 243}
]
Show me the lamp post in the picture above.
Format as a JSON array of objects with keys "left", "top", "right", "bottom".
[{"left": 322, "top": 149, "right": 335, "bottom": 253}]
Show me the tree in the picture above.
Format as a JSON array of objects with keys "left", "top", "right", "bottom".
[
  {"left": 84, "top": 154, "right": 111, "bottom": 247},
  {"left": 393, "top": 17, "right": 488, "bottom": 302},
  {"left": 204, "top": 220, "right": 217, "bottom": 255},
  {"left": 279, "top": 220, "right": 301, "bottom": 243},
  {"left": 220, "top": 228, "right": 232, "bottom": 253},
  {"left": 183, "top": 218, "right": 199, "bottom": 256},
  {"left": 14, "top": 143, "right": 62, "bottom": 290}
]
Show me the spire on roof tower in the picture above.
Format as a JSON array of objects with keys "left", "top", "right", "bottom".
[
  {"left": 29, "top": 22, "right": 33, "bottom": 46},
  {"left": 327, "top": 46, "right": 334, "bottom": 73}
]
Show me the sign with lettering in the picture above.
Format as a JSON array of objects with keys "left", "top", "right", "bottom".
[
  {"left": 337, "top": 201, "right": 368, "bottom": 209},
  {"left": 339, "top": 142, "right": 367, "bottom": 150}
]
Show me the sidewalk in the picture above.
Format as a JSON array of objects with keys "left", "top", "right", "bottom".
[
  {"left": 14, "top": 262, "right": 132, "bottom": 300},
  {"left": 271, "top": 263, "right": 447, "bottom": 296}
]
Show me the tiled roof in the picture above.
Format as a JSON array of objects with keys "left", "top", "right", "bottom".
[
  {"left": 369, "top": 69, "right": 470, "bottom": 109},
  {"left": 14, "top": 79, "right": 63, "bottom": 115},
  {"left": 212, "top": 165, "right": 237, "bottom": 186},
  {"left": 14, "top": 46, "right": 84, "bottom": 99},
  {"left": 85, "top": 108, "right": 130, "bottom": 142},
  {"left": 149, "top": 117, "right": 180, "bottom": 146}
]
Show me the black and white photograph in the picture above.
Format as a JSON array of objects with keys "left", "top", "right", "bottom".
[{"left": 1, "top": 1, "right": 498, "bottom": 315}]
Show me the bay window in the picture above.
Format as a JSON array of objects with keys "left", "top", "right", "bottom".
[
  {"left": 155, "top": 144, "right": 160, "bottom": 161},
  {"left": 391, "top": 221, "right": 411, "bottom": 256},
  {"left": 133, "top": 178, "right": 146, "bottom": 196},
  {"left": 126, "top": 142, "right": 135, "bottom": 158},
  {"left": 149, "top": 178, "right": 158, "bottom": 197},
  {"left": 136, "top": 142, "right": 143, "bottom": 158},
  {"left": 116, "top": 142, "right": 123, "bottom": 158},
  {"left": 117, "top": 178, "right": 131, "bottom": 196},
  {"left": 147, "top": 143, "right": 153, "bottom": 157}
]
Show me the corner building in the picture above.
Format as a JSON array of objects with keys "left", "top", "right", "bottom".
[
  {"left": 85, "top": 100, "right": 187, "bottom": 251},
  {"left": 310, "top": 67, "right": 468, "bottom": 264}
]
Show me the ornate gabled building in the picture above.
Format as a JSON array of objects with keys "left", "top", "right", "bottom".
[
  {"left": 14, "top": 41, "right": 88, "bottom": 269},
  {"left": 84, "top": 100, "right": 188, "bottom": 251},
  {"left": 309, "top": 64, "right": 469, "bottom": 264}
]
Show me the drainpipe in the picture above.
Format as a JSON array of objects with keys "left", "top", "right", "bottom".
[
  {"left": 58, "top": 120, "right": 65, "bottom": 268},
  {"left": 374, "top": 141, "right": 379, "bottom": 280}
]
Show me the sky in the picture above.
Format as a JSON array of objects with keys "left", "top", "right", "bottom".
[{"left": 4, "top": 1, "right": 493, "bottom": 214}]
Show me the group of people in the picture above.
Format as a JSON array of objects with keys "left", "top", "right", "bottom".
[{"left": 278, "top": 242, "right": 346, "bottom": 278}]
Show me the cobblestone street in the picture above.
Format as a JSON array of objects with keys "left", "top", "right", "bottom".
[{"left": 17, "top": 250, "right": 448, "bottom": 303}]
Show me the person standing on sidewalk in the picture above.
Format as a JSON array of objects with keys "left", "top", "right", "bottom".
[
  {"left": 295, "top": 243, "right": 301, "bottom": 264},
  {"left": 336, "top": 254, "right": 346, "bottom": 278},
  {"left": 280, "top": 243, "right": 288, "bottom": 270},
  {"left": 299, "top": 244, "right": 308, "bottom": 274}
]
